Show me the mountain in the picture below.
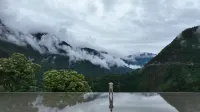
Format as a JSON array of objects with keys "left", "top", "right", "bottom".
[
  {"left": 89, "top": 25, "right": 200, "bottom": 92},
  {"left": 138, "top": 25, "right": 200, "bottom": 92},
  {"left": 0, "top": 20, "right": 154, "bottom": 78},
  {"left": 122, "top": 52, "right": 156, "bottom": 67}
]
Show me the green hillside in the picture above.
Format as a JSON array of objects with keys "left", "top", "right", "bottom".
[
  {"left": 89, "top": 26, "right": 200, "bottom": 92},
  {"left": 148, "top": 26, "right": 200, "bottom": 64},
  {"left": 2, "top": 19, "right": 199, "bottom": 92},
  {"left": 86, "top": 69, "right": 142, "bottom": 92},
  {"left": 139, "top": 26, "right": 200, "bottom": 91}
]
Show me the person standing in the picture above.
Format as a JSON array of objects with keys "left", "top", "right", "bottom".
[{"left": 109, "top": 81, "right": 113, "bottom": 94}]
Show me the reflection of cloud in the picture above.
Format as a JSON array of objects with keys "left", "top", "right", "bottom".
[
  {"left": 32, "top": 93, "right": 178, "bottom": 112},
  {"left": 32, "top": 95, "right": 60, "bottom": 112},
  {"left": 32, "top": 95, "right": 44, "bottom": 107}
]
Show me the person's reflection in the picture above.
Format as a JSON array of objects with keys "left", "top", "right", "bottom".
[
  {"left": 109, "top": 81, "right": 114, "bottom": 112},
  {"left": 109, "top": 95, "right": 114, "bottom": 112}
]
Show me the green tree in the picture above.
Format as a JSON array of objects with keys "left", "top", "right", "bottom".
[
  {"left": 43, "top": 70, "right": 91, "bottom": 92},
  {"left": 0, "top": 53, "right": 41, "bottom": 92}
]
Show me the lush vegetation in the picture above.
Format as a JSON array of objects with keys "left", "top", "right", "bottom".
[
  {"left": 87, "top": 64, "right": 200, "bottom": 92},
  {"left": 137, "top": 26, "right": 200, "bottom": 92},
  {"left": 0, "top": 53, "right": 91, "bottom": 92},
  {"left": 0, "top": 53, "right": 40, "bottom": 92},
  {"left": 1, "top": 23, "right": 200, "bottom": 92},
  {"left": 43, "top": 70, "right": 91, "bottom": 92},
  {"left": 86, "top": 69, "right": 142, "bottom": 92}
]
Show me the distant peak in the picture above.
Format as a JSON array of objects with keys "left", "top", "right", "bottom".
[
  {"left": 81, "top": 47, "right": 100, "bottom": 55},
  {"left": 0, "top": 19, "right": 5, "bottom": 26},
  {"left": 127, "top": 52, "right": 156, "bottom": 58},
  {"left": 58, "top": 41, "right": 72, "bottom": 48},
  {"left": 0, "top": 19, "right": 2, "bottom": 25},
  {"left": 100, "top": 51, "right": 108, "bottom": 54},
  {"left": 176, "top": 26, "right": 200, "bottom": 40},
  {"left": 138, "top": 52, "right": 156, "bottom": 57},
  {"left": 31, "top": 32, "right": 48, "bottom": 41}
]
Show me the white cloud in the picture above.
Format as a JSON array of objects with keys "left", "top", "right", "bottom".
[
  {"left": 0, "top": 22, "right": 138, "bottom": 69},
  {"left": 1, "top": 0, "right": 200, "bottom": 56},
  {"left": 1, "top": 0, "right": 200, "bottom": 68},
  {"left": 67, "top": 48, "right": 110, "bottom": 69},
  {"left": 5, "top": 34, "right": 23, "bottom": 46}
]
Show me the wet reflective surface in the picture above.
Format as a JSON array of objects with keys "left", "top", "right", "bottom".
[
  {"left": 0, "top": 93, "right": 199, "bottom": 112},
  {"left": 160, "top": 93, "right": 200, "bottom": 112}
]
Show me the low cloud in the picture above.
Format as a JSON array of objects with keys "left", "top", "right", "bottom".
[
  {"left": 0, "top": 22, "right": 139, "bottom": 69},
  {"left": 1, "top": 0, "right": 200, "bottom": 56},
  {"left": 1, "top": 0, "right": 198, "bottom": 69}
]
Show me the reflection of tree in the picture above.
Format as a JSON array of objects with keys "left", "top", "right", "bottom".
[
  {"left": 39, "top": 93, "right": 86, "bottom": 109},
  {"left": 0, "top": 93, "right": 38, "bottom": 112},
  {"left": 0, "top": 93, "right": 90, "bottom": 112}
]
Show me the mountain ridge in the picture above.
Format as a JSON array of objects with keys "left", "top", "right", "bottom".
[
  {"left": 139, "top": 25, "right": 200, "bottom": 91},
  {"left": 88, "top": 25, "right": 200, "bottom": 92},
  {"left": 0, "top": 20, "right": 154, "bottom": 76}
]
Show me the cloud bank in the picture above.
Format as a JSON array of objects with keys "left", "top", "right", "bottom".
[
  {"left": 1, "top": 0, "right": 200, "bottom": 69},
  {"left": 1, "top": 0, "right": 200, "bottom": 55},
  {"left": 0, "top": 20, "right": 141, "bottom": 69}
]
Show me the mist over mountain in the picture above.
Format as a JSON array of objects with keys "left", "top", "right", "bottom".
[
  {"left": 88, "top": 25, "right": 200, "bottom": 92},
  {"left": 122, "top": 52, "right": 156, "bottom": 67},
  {"left": 1, "top": 0, "right": 200, "bottom": 93},
  {"left": 0, "top": 19, "right": 154, "bottom": 76}
]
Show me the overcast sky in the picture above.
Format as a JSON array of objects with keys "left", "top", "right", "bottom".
[{"left": 1, "top": 0, "right": 200, "bottom": 56}]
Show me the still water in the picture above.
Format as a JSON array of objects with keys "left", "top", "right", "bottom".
[{"left": 0, "top": 93, "right": 199, "bottom": 112}]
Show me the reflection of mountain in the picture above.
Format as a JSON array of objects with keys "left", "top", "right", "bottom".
[
  {"left": 2, "top": 93, "right": 200, "bottom": 112},
  {"left": 0, "top": 20, "right": 154, "bottom": 77},
  {"left": 0, "top": 93, "right": 178, "bottom": 112}
]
